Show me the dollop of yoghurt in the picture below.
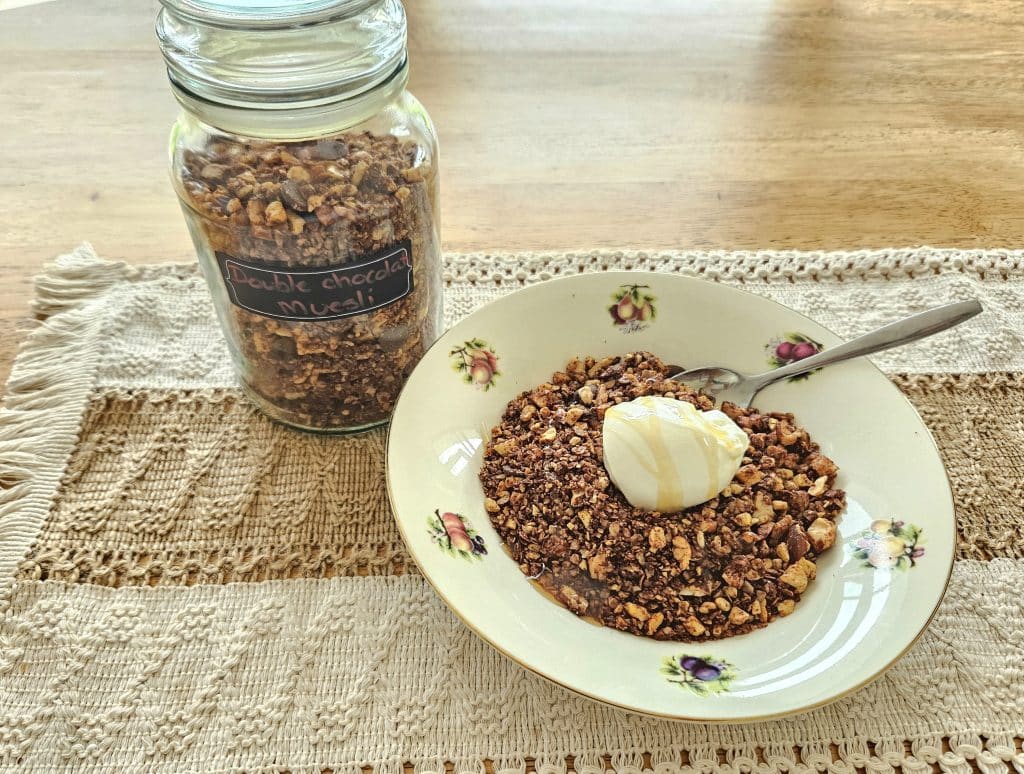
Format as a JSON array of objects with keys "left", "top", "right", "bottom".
[{"left": 602, "top": 396, "right": 750, "bottom": 512}]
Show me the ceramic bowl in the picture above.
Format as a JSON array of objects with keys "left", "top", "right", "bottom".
[{"left": 386, "top": 271, "right": 954, "bottom": 721}]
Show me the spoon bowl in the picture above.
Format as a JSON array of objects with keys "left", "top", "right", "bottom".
[{"left": 669, "top": 366, "right": 751, "bottom": 407}]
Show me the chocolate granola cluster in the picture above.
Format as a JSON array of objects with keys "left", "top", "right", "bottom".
[
  {"left": 178, "top": 131, "right": 440, "bottom": 430},
  {"left": 480, "top": 352, "right": 845, "bottom": 641}
]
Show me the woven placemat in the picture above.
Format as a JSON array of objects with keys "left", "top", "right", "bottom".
[{"left": 1, "top": 245, "right": 1023, "bottom": 773}]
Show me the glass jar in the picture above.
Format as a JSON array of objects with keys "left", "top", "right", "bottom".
[{"left": 156, "top": 0, "right": 441, "bottom": 433}]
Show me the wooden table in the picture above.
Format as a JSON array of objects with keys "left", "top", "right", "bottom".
[{"left": 1, "top": 0, "right": 1022, "bottom": 384}]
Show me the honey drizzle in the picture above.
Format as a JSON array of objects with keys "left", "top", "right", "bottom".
[{"left": 606, "top": 398, "right": 728, "bottom": 512}]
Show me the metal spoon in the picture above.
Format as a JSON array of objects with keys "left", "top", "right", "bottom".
[{"left": 669, "top": 299, "right": 983, "bottom": 408}]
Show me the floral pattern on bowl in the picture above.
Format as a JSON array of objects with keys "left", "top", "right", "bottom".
[
  {"left": 662, "top": 654, "right": 737, "bottom": 696},
  {"left": 610, "top": 285, "right": 656, "bottom": 333},
  {"left": 851, "top": 519, "right": 925, "bottom": 570},
  {"left": 451, "top": 339, "right": 500, "bottom": 390},
  {"left": 766, "top": 333, "right": 824, "bottom": 380},
  {"left": 428, "top": 510, "right": 488, "bottom": 560}
]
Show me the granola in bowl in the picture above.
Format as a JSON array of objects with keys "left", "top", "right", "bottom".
[{"left": 480, "top": 351, "right": 846, "bottom": 641}]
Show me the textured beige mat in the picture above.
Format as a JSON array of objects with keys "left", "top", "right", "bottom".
[{"left": 1, "top": 246, "right": 1023, "bottom": 772}]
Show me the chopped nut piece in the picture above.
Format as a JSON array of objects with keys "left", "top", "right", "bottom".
[
  {"left": 484, "top": 497, "right": 500, "bottom": 514},
  {"left": 778, "top": 421, "right": 802, "bottom": 446},
  {"left": 540, "top": 427, "right": 557, "bottom": 442},
  {"left": 564, "top": 406, "right": 586, "bottom": 425},
  {"left": 648, "top": 526, "right": 668, "bottom": 551},
  {"left": 771, "top": 514, "right": 794, "bottom": 544},
  {"left": 351, "top": 161, "right": 369, "bottom": 185},
  {"left": 752, "top": 492, "right": 775, "bottom": 523},
  {"left": 647, "top": 612, "right": 665, "bottom": 635},
  {"left": 200, "top": 163, "right": 228, "bottom": 180},
  {"left": 264, "top": 200, "right": 287, "bottom": 224},
  {"left": 246, "top": 199, "right": 265, "bottom": 225},
  {"left": 672, "top": 539, "right": 692, "bottom": 569},
  {"left": 779, "top": 563, "right": 810, "bottom": 592},
  {"left": 625, "top": 603, "right": 650, "bottom": 622},
  {"left": 588, "top": 553, "right": 611, "bottom": 581},
  {"left": 684, "top": 617, "right": 707, "bottom": 637},
  {"left": 559, "top": 585, "right": 588, "bottom": 614},
  {"left": 810, "top": 454, "right": 839, "bottom": 477},
  {"left": 728, "top": 607, "right": 752, "bottom": 625},
  {"left": 756, "top": 599, "right": 769, "bottom": 623},
  {"left": 735, "top": 465, "right": 765, "bottom": 486},
  {"left": 809, "top": 475, "right": 829, "bottom": 496},
  {"left": 786, "top": 525, "right": 811, "bottom": 562},
  {"left": 492, "top": 440, "right": 515, "bottom": 457},
  {"left": 565, "top": 359, "right": 586, "bottom": 380},
  {"left": 722, "top": 560, "right": 746, "bottom": 589},
  {"left": 777, "top": 599, "right": 796, "bottom": 616},
  {"left": 807, "top": 517, "right": 837, "bottom": 552},
  {"left": 795, "top": 557, "right": 817, "bottom": 580}
]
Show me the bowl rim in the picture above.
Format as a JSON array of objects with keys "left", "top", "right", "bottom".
[{"left": 385, "top": 269, "right": 956, "bottom": 722}]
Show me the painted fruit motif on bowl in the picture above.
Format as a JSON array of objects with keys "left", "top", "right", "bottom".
[
  {"left": 451, "top": 339, "right": 500, "bottom": 390},
  {"left": 610, "top": 284, "right": 657, "bottom": 331},
  {"left": 662, "top": 654, "right": 738, "bottom": 696},
  {"left": 852, "top": 519, "right": 925, "bottom": 570},
  {"left": 766, "top": 333, "right": 824, "bottom": 380},
  {"left": 428, "top": 510, "right": 488, "bottom": 560}
]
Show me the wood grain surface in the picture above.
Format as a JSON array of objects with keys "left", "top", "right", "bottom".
[{"left": 1, "top": 0, "right": 1023, "bottom": 385}]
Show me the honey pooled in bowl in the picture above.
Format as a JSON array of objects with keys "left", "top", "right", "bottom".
[{"left": 479, "top": 352, "right": 846, "bottom": 641}]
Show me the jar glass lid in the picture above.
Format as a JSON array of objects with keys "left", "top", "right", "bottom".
[
  {"left": 161, "top": 0, "right": 380, "bottom": 28},
  {"left": 157, "top": 0, "right": 406, "bottom": 109}
]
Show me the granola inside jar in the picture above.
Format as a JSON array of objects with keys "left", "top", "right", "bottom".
[{"left": 157, "top": 0, "right": 440, "bottom": 432}]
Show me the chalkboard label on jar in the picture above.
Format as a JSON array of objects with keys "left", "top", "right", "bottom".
[{"left": 215, "top": 240, "right": 413, "bottom": 322}]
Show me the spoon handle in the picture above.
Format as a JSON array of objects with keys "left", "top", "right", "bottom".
[{"left": 753, "top": 299, "right": 983, "bottom": 388}]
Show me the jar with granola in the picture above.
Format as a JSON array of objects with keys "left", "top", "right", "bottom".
[{"left": 157, "top": 0, "right": 440, "bottom": 432}]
